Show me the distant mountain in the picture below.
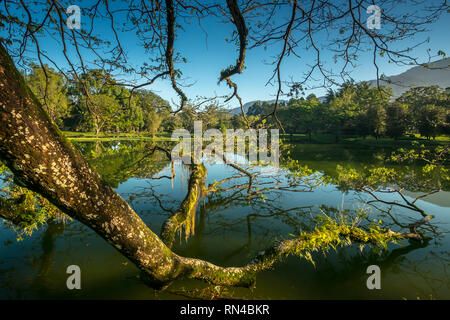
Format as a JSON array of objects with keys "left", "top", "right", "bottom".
[
  {"left": 228, "top": 99, "right": 288, "bottom": 115},
  {"left": 227, "top": 58, "right": 449, "bottom": 114},
  {"left": 367, "top": 58, "right": 450, "bottom": 98}
]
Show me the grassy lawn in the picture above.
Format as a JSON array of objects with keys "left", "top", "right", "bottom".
[
  {"left": 63, "top": 131, "right": 173, "bottom": 141},
  {"left": 64, "top": 131, "right": 449, "bottom": 147},
  {"left": 281, "top": 133, "right": 450, "bottom": 147}
]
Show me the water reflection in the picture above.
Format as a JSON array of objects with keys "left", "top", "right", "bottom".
[{"left": 0, "top": 140, "right": 449, "bottom": 299}]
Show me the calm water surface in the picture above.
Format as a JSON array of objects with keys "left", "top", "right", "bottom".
[{"left": 0, "top": 141, "right": 449, "bottom": 299}]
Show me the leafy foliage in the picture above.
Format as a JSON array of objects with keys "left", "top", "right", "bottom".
[{"left": 0, "top": 162, "right": 68, "bottom": 240}]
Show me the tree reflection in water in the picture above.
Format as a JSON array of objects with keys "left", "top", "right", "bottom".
[{"left": 1, "top": 140, "right": 449, "bottom": 299}]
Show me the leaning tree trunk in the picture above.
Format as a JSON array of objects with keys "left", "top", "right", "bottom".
[
  {"left": 1, "top": 42, "right": 293, "bottom": 288},
  {"left": 0, "top": 43, "right": 251, "bottom": 287},
  {"left": 0, "top": 45, "right": 181, "bottom": 286},
  {"left": 0, "top": 43, "right": 422, "bottom": 289}
]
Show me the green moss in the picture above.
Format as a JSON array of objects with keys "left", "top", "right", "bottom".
[{"left": 161, "top": 164, "right": 207, "bottom": 247}]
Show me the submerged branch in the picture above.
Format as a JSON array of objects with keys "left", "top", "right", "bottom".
[{"left": 174, "top": 217, "right": 425, "bottom": 287}]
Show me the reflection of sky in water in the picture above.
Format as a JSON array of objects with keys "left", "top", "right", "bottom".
[
  {"left": 199, "top": 152, "right": 282, "bottom": 176},
  {"left": 111, "top": 142, "right": 121, "bottom": 150},
  {"left": 0, "top": 144, "right": 449, "bottom": 299}
]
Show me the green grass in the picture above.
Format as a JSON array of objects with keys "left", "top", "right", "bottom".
[
  {"left": 281, "top": 133, "right": 450, "bottom": 147},
  {"left": 64, "top": 131, "right": 449, "bottom": 147},
  {"left": 282, "top": 133, "right": 336, "bottom": 144},
  {"left": 62, "top": 131, "right": 173, "bottom": 142}
]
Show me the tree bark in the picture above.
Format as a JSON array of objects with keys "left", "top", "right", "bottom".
[
  {"left": 0, "top": 42, "right": 260, "bottom": 288},
  {"left": 160, "top": 164, "right": 206, "bottom": 248}
]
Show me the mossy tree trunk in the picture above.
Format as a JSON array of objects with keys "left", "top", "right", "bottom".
[
  {"left": 0, "top": 43, "right": 260, "bottom": 288},
  {"left": 0, "top": 44, "right": 183, "bottom": 286}
]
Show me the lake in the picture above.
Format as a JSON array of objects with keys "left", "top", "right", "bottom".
[{"left": 0, "top": 140, "right": 449, "bottom": 299}]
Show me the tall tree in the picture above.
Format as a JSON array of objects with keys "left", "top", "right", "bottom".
[
  {"left": 386, "top": 103, "right": 409, "bottom": 139},
  {"left": 329, "top": 82, "right": 391, "bottom": 140},
  {"left": 365, "top": 104, "right": 387, "bottom": 139},
  {"left": 416, "top": 104, "right": 446, "bottom": 139},
  {"left": 397, "top": 86, "right": 449, "bottom": 138},
  {"left": 25, "top": 64, "right": 69, "bottom": 126}
]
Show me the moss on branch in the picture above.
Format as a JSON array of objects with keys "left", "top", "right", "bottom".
[
  {"left": 160, "top": 164, "right": 207, "bottom": 248},
  {"left": 176, "top": 216, "right": 415, "bottom": 287}
]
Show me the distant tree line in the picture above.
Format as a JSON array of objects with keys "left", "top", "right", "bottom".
[
  {"left": 24, "top": 64, "right": 242, "bottom": 136},
  {"left": 25, "top": 65, "right": 449, "bottom": 140},
  {"left": 249, "top": 82, "right": 450, "bottom": 141}
]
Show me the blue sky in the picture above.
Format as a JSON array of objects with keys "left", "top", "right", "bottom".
[
  {"left": 151, "top": 8, "right": 449, "bottom": 107},
  {"left": 6, "top": 0, "right": 450, "bottom": 109}
]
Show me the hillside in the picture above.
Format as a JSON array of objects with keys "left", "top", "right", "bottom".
[
  {"left": 367, "top": 58, "right": 450, "bottom": 98},
  {"left": 228, "top": 58, "right": 450, "bottom": 114}
]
